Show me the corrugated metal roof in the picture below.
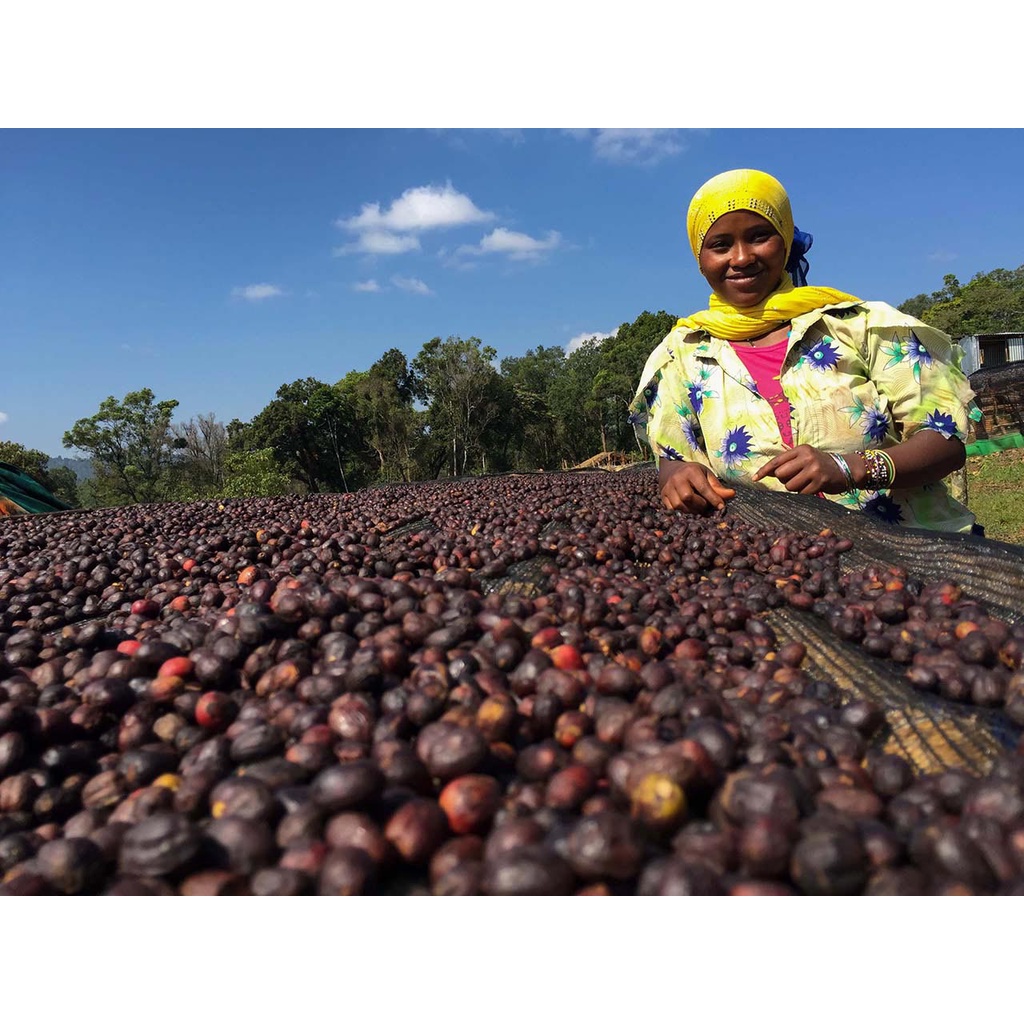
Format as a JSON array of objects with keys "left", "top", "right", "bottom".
[{"left": 968, "top": 331, "right": 1024, "bottom": 338}]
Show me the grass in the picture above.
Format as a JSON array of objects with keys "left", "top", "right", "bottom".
[{"left": 966, "top": 447, "right": 1024, "bottom": 545}]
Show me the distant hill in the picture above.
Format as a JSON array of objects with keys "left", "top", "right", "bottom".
[{"left": 48, "top": 456, "right": 94, "bottom": 480}]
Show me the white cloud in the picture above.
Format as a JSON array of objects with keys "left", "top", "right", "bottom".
[
  {"left": 335, "top": 183, "right": 494, "bottom": 259},
  {"left": 353, "top": 279, "right": 381, "bottom": 292},
  {"left": 0, "top": 411, "right": 8, "bottom": 425},
  {"left": 459, "top": 227, "right": 562, "bottom": 261},
  {"left": 334, "top": 230, "right": 421, "bottom": 256},
  {"left": 231, "top": 283, "right": 285, "bottom": 302},
  {"left": 392, "top": 275, "right": 433, "bottom": 296},
  {"left": 569, "top": 129, "right": 688, "bottom": 166},
  {"left": 338, "top": 183, "right": 494, "bottom": 235},
  {"left": 566, "top": 329, "right": 616, "bottom": 355}
]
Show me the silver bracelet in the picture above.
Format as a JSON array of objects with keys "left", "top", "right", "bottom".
[{"left": 829, "top": 452, "right": 856, "bottom": 492}]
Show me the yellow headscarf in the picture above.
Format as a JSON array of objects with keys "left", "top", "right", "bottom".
[{"left": 676, "top": 169, "right": 859, "bottom": 341}]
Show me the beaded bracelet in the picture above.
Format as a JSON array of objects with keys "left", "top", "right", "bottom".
[
  {"left": 860, "top": 448, "right": 896, "bottom": 490},
  {"left": 828, "top": 452, "right": 856, "bottom": 492}
]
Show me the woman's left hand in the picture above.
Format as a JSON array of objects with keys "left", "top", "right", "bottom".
[{"left": 753, "top": 445, "right": 847, "bottom": 494}]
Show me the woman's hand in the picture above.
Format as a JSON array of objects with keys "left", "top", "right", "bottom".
[
  {"left": 753, "top": 445, "right": 847, "bottom": 494},
  {"left": 659, "top": 460, "right": 736, "bottom": 513},
  {"left": 754, "top": 433, "right": 967, "bottom": 494}
]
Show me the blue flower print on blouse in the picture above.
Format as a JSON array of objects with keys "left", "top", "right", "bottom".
[
  {"left": 739, "top": 370, "right": 762, "bottom": 399},
  {"left": 906, "top": 331, "right": 934, "bottom": 382},
  {"left": 680, "top": 415, "right": 703, "bottom": 453},
  {"left": 657, "top": 442, "right": 685, "bottom": 461},
  {"left": 801, "top": 338, "right": 840, "bottom": 373},
  {"left": 640, "top": 379, "right": 660, "bottom": 412},
  {"left": 881, "top": 330, "right": 934, "bottom": 381},
  {"left": 841, "top": 397, "right": 890, "bottom": 442},
  {"left": 715, "top": 425, "right": 754, "bottom": 469},
  {"left": 863, "top": 493, "right": 904, "bottom": 525},
  {"left": 685, "top": 368, "right": 717, "bottom": 415},
  {"left": 863, "top": 407, "right": 890, "bottom": 443},
  {"left": 923, "top": 409, "right": 958, "bottom": 438}
]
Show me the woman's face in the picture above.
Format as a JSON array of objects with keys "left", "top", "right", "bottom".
[{"left": 698, "top": 210, "right": 787, "bottom": 308}]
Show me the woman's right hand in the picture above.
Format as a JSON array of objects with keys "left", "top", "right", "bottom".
[{"left": 659, "top": 460, "right": 736, "bottom": 513}]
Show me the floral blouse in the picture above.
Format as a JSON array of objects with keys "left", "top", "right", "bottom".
[{"left": 630, "top": 300, "right": 981, "bottom": 533}]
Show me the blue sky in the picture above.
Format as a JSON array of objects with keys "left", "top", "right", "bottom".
[{"left": 3, "top": 128, "right": 1023, "bottom": 460}]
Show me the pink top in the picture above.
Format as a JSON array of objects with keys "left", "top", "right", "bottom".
[{"left": 730, "top": 336, "right": 793, "bottom": 448}]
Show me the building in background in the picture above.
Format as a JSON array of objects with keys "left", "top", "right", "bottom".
[{"left": 959, "top": 332, "right": 1024, "bottom": 375}]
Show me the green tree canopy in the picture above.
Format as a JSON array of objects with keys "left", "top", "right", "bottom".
[
  {"left": 899, "top": 266, "right": 1024, "bottom": 338},
  {"left": 0, "top": 440, "right": 49, "bottom": 480},
  {"left": 498, "top": 345, "right": 566, "bottom": 470},
  {"left": 220, "top": 448, "right": 293, "bottom": 499},
  {"left": 413, "top": 336, "right": 504, "bottom": 477},
  {"left": 592, "top": 311, "right": 677, "bottom": 452},
  {"left": 340, "top": 348, "right": 424, "bottom": 483},
  {"left": 62, "top": 389, "right": 179, "bottom": 505},
  {"left": 548, "top": 340, "right": 605, "bottom": 465},
  {"left": 242, "top": 377, "right": 362, "bottom": 494}
]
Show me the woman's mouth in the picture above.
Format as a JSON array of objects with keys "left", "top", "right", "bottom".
[{"left": 726, "top": 271, "right": 762, "bottom": 286}]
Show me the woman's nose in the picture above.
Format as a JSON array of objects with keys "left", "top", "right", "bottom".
[{"left": 730, "top": 242, "right": 756, "bottom": 266}]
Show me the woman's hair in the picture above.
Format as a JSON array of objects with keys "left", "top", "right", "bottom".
[{"left": 686, "top": 168, "right": 794, "bottom": 263}]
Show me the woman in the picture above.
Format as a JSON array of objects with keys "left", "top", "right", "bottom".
[{"left": 630, "top": 168, "right": 980, "bottom": 533}]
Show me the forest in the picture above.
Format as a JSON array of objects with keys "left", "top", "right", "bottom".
[{"left": 7, "top": 311, "right": 677, "bottom": 509}]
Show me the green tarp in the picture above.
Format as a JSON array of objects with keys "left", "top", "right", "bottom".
[
  {"left": 0, "top": 461, "right": 74, "bottom": 515},
  {"left": 965, "top": 432, "right": 1024, "bottom": 457}
]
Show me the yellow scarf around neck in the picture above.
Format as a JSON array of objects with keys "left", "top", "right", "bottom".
[{"left": 676, "top": 273, "right": 860, "bottom": 342}]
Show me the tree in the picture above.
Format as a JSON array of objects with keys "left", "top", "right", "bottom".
[
  {"left": 220, "top": 448, "right": 293, "bottom": 498},
  {"left": 46, "top": 466, "right": 80, "bottom": 507},
  {"left": 167, "top": 413, "right": 229, "bottom": 499},
  {"left": 413, "top": 336, "right": 504, "bottom": 477},
  {"left": 900, "top": 267, "right": 1024, "bottom": 338},
  {"left": 340, "top": 348, "right": 424, "bottom": 483},
  {"left": 62, "top": 389, "right": 178, "bottom": 506},
  {"left": 548, "top": 340, "right": 606, "bottom": 465},
  {"left": 243, "top": 378, "right": 362, "bottom": 493},
  {"left": 498, "top": 346, "right": 565, "bottom": 470},
  {"left": 0, "top": 440, "right": 49, "bottom": 480},
  {"left": 592, "top": 311, "right": 677, "bottom": 452}
]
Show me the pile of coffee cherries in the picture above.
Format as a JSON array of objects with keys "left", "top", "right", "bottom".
[{"left": 1, "top": 470, "right": 1022, "bottom": 895}]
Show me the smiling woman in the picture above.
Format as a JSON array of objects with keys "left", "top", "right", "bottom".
[
  {"left": 698, "top": 211, "right": 787, "bottom": 308},
  {"left": 630, "top": 168, "right": 982, "bottom": 534}
]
